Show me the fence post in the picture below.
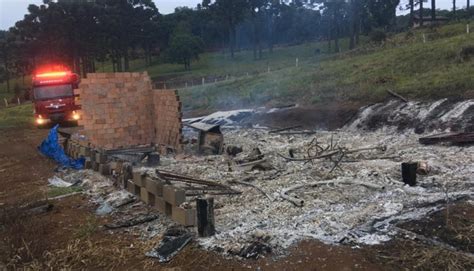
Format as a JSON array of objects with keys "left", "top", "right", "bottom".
[
  {"left": 422, "top": 34, "right": 426, "bottom": 43},
  {"left": 164, "top": 83, "right": 167, "bottom": 89},
  {"left": 226, "top": 75, "right": 229, "bottom": 81},
  {"left": 17, "top": 98, "right": 20, "bottom": 105},
  {"left": 202, "top": 77, "right": 205, "bottom": 85},
  {"left": 296, "top": 58, "right": 299, "bottom": 67},
  {"left": 467, "top": 24, "right": 470, "bottom": 34},
  {"left": 267, "top": 65, "right": 270, "bottom": 73},
  {"left": 4, "top": 98, "right": 8, "bottom": 107},
  {"left": 185, "top": 82, "right": 188, "bottom": 88}
]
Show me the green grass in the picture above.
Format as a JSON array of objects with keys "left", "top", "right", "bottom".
[
  {"left": 47, "top": 186, "right": 83, "bottom": 198},
  {"left": 0, "top": 104, "right": 34, "bottom": 128},
  {"left": 175, "top": 22, "right": 474, "bottom": 111},
  {"left": 2, "top": 22, "right": 473, "bottom": 116}
]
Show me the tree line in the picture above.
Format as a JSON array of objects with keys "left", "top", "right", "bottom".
[{"left": 0, "top": 0, "right": 472, "bottom": 93}]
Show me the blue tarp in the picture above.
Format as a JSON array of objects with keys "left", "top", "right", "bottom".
[{"left": 39, "top": 124, "right": 84, "bottom": 169}]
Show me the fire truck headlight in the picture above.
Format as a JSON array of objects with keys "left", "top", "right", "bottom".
[
  {"left": 36, "top": 118, "right": 45, "bottom": 125},
  {"left": 72, "top": 111, "right": 80, "bottom": 120}
]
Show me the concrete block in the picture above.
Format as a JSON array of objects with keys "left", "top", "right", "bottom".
[
  {"left": 84, "top": 158, "right": 92, "bottom": 169},
  {"left": 96, "top": 152, "right": 107, "bottom": 163},
  {"left": 163, "top": 185, "right": 186, "bottom": 206},
  {"left": 133, "top": 170, "right": 146, "bottom": 186},
  {"left": 172, "top": 207, "right": 196, "bottom": 226},
  {"left": 92, "top": 162, "right": 99, "bottom": 171},
  {"left": 99, "top": 163, "right": 110, "bottom": 175},
  {"left": 145, "top": 177, "right": 164, "bottom": 197},
  {"left": 140, "top": 187, "right": 150, "bottom": 205},
  {"left": 127, "top": 180, "right": 139, "bottom": 195},
  {"left": 154, "top": 196, "right": 168, "bottom": 214}
]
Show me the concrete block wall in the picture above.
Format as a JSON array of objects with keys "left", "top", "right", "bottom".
[
  {"left": 66, "top": 138, "right": 196, "bottom": 227},
  {"left": 75, "top": 72, "right": 183, "bottom": 151}
]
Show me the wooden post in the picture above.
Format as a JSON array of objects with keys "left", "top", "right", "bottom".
[
  {"left": 202, "top": 77, "right": 205, "bottom": 85},
  {"left": 196, "top": 197, "right": 215, "bottom": 237},
  {"left": 422, "top": 34, "right": 426, "bottom": 43},
  {"left": 296, "top": 58, "right": 299, "bottom": 67},
  {"left": 401, "top": 162, "right": 417, "bottom": 186},
  {"left": 467, "top": 24, "right": 470, "bottom": 34},
  {"left": 3, "top": 98, "right": 8, "bottom": 107},
  {"left": 17, "top": 98, "right": 20, "bottom": 105}
]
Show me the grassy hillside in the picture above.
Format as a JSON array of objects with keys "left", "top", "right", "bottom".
[
  {"left": 1, "top": 22, "right": 472, "bottom": 113},
  {"left": 174, "top": 22, "right": 474, "bottom": 111},
  {"left": 0, "top": 104, "right": 33, "bottom": 128}
]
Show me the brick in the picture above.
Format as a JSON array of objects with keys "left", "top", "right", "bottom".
[
  {"left": 163, "top": 185, "right": 186, "bottom": 206},
  {"left": 145, "top": 177, "right": 164, "bottom": 197},
  {"left": 172, "top": 207, "right": 196, "bottom": 226},
  {"left": 133, "top": 171, "right": 146, "bottom": 186}
]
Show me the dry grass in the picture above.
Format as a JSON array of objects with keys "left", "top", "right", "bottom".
[{"left": 378, "top": 240, "right": 474, "bottom": 271}]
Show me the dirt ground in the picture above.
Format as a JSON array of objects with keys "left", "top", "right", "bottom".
[{"left": 0, "top": 127, "right": 473, "bottom": 270}]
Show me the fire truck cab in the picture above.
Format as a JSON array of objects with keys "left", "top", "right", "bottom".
[{"left": 32, "top": 68, "right": 81, "bottom": 127}]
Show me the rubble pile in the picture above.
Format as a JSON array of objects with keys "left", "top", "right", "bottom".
[
  {"left": 345, "top": 98, "right": 474, "bottom": 133},
  {"left": 154, "top": 128, "right": 473, "bottom": 256}
]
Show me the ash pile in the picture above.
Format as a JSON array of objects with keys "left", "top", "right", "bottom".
[{"left": 154, "top": 100, "right": 474, "bottom": 258}]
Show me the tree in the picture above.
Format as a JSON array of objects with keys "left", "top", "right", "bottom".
[
  {"left": 203, "top": 0, "right": 248, "bottom": 59},
  {"left": 0, "top": 31, "right": 15, "bottom": 92},
  {"left": 420, "top": 0, "right": 424, "bottom": 26},
  {"left": 167, "top": 32, "right": 204, "bottom": 70},
  {"left": 431, "top": 0, "right": 436, "bottom": 21}
]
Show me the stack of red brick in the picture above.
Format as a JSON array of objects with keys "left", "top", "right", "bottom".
[
  {"left": 75, "top": 72, "right": 182, "bottom": 151},
  {"left": 153, "top": 90, "right": 183, "bottom": 149}
]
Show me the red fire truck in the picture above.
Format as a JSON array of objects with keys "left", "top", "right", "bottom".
[{"left": 32, "top": 68, "right": 81, "bottom": 126}]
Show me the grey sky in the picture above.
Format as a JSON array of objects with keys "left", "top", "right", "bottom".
[{"left": 0, "top": 0, "right": 465, "bottom": 31}]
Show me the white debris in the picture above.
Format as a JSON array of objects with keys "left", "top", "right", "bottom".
[
  {"left": 154, "top": 128, "right": 474, "bottom": 256},
  {"left": 48, "top": 176, "right": 73, "bottom": 187}
]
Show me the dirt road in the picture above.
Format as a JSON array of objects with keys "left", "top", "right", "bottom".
[{"left": 0, "top": 127, "right": 472, "bottom": 270}]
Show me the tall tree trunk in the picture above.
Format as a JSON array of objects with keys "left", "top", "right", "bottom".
[
  {"left": 349, "top": 0, "right": 358, "bottom": 49},
  {"left": 327, "top": 21, "right": 332, "bottom": 53},
  {"left": 253, "top": 16, "right": 258, "bottom": 60},
  {"left": 333, "top": 7, "right": 340, "bottom": 53},
  {"left": 409, "top": 0, "right": 415, "bottom": 26},
  {"left": 229, "top": 27, "right": 235, "bottom": 59},
  {"left": 431, "top": 0, "right": 436, "bottom": 21},
  {"left": 419, "top": 0, "right": 424, "bottom": 26},
  {"left": 81, "top": 56, "right": 87, "bottom": 78},
  {"left": 453, "top": 0, "right": 456, "bottom": 15},
  {"left": 123, "top": 50, "right": 130, "bottom": 72}
]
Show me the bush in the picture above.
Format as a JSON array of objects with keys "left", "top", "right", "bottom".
[
  {"left": 369, "top": 29, "right": 387, "bottom": 44},
  {"left": 460, "top": 45, "right": 474, "bottom": 61}
]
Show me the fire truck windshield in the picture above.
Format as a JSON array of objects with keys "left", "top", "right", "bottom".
[{"left": 34, "top": 84, "right": 73, "bottom": 100}]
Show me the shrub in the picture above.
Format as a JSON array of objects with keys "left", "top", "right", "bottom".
[
  {"left": 369, "top": 29, "right": 387, "bottom": 44},
  {"left": 460, "top": 45, "right": 474, "bottom": 61}
]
